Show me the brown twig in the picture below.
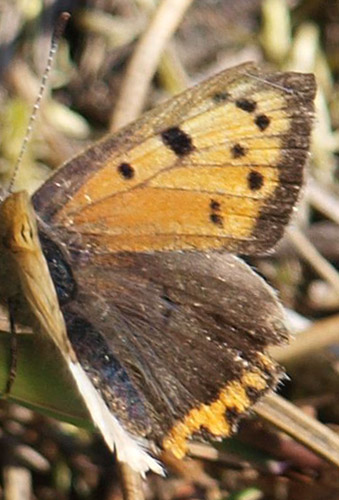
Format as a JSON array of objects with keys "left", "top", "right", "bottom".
[
  {"left": 271, "top": 312, "right": 339, "bottom": 365},
  {"left": 119, "top": 463, "right": 145, "bottom": 500},
  {"left": 308, "top": 179, "right": 339, "bottom": 225},
  {"left": 255, "top": 393, "right": 339, "bottom": 468},
  {"left": 287, "top": 227, "right": 339, "bottom": 296}
]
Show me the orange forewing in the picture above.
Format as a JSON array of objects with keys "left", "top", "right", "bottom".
[{"left": 34, "top": 63, "right": 314, "bottom": 255}]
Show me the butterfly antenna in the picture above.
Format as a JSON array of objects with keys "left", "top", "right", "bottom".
[{"left": 8, "top": 12, "right": 71, "bottom": 194}]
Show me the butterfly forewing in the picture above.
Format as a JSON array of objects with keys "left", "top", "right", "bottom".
[{"left": 33, "top": 63, "right": 315, "bottom": 255}]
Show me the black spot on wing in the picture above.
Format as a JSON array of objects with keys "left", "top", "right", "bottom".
[
  {"left": 231, "top": 143, "right": 246, "bottom": 158},
  {"left": 236, "top": 98, "right": 257, "bottom": 113},
  {"left": 247, "top": 170, "right": 264, "bottom": 191},
  {"left": 118, "top": 162, "right": 135, "bottom": 179},
  {"left": 209, "top": 199, "right": 224, "bottom": 227},
  {"left": 210, "top": 214, "right": 224, "bottom": 226},
  {"left": 255, "top": 114, "right": 270, "bottom": 131},
  {"left": 210, "top": 199, "right": 221, "bottom": 211},
  {"left": 161, "top": 127, "right": 194, "bottom": 157}
]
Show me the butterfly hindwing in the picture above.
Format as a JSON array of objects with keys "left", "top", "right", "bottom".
[{"left": 39, "top": 232, "right": 287, "bottom": 457}]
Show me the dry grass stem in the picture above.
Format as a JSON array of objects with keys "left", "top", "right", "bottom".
[
  {"left": 255, "top": 394, "right": 339, "bottom": 468},
  {"left": 287, "top": 227, "right": 339, "bottom": 296},
  {"left": 111, "top": 0, "right": 193, "bottom": 130},
  {"left": 271, "top": 312, "right": 339, "bottom": 365}
]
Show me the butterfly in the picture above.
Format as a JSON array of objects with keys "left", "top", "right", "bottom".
[{"left": 0, "top": 62, "right": 315, "bottom": 476}]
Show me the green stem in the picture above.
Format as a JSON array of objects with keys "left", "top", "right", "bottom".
[{"left": 0, "top": 330, "right": 92, "bottom": 430}]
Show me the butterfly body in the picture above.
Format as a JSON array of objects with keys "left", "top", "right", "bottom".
[{"left": 0, "top": 63, "right": 316, "bottom": 475}]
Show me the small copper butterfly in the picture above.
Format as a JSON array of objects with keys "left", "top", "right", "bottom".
[{"left": 0, "top": 62, "right": 315, "bottom": 475}]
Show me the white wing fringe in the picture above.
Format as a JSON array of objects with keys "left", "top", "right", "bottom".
[{"left": 69, "top": 362, "right": 164, "bottom": 477}]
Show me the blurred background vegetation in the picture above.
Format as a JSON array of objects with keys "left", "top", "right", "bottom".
[{"left": 0, "top": 1, "right": 338, "bottom": 499}]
